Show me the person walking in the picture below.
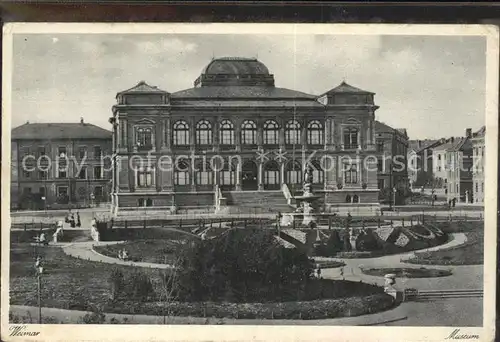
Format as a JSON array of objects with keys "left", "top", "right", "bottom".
[{"left": 76, "top": 212, "right": 81, "bottom": 227}]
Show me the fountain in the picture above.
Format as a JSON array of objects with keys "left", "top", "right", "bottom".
[{"left": 292, "top": 166, "right": 321, "bottom": 227}]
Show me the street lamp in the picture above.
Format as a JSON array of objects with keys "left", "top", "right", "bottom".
[
  {"left": 392, "top": 187, "right": 397, "bottom": 210},
  {"left": 34, "top": 256, "right": 44, "bottom": 324}
]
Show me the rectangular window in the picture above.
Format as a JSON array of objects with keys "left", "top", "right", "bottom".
[
  {"left": 174, "top": 171, "right": 189, "bottom": 185},
  {"left": 57, "top": 186, "right": 68, "bottom": 197},
  {"left": 94, "top": 146, "right": 102, "bottom": 159},
  {"left": 344, "top": 164, "right": 358, "bottom": 184},
  {"left": 377, "top": 159, "right": 384, "bottom": 172},
  {"left": 264, "top": 171, "right": 279, "bottom": 185},
  {"left": 58, "top": 169, "right": 67, "bottom": 178},
  {"left": 481, "top": 182, "right": 484, "bottom": 192},
  {"left": 312, "top": 170, "right": 323, "bottom": 184},
  {"left": 438, "top": 154, "right": 441, "bottom": 161},
  {"left": 220, "top": 171, "right": 235, "bottom": 185},
  {"left": 39, "top": 187, "right": 45, "bottom": 196},
  {"left": 438, "top": 166, "right": 441, "bottom": 172},
  {"left": 287, "top": 170, "right": 301, "bottom": 184},
  {"left": 78, "top": 167, "right": 87, "bottom": 180},
  {"left": 196, "top": 171, "right": 213, "bottom": 185},
  {"left": 23, "top": 187, "right": 32, "bottom": 195},
  {"left": 94, "top": 186, "right": 103, "bottom": 197},
  {"left": 378, "top": 179, "right": 385, "bottom": 189},
  {"left": 376, "top": 142, "right": 384, "bottom": 152},
  {"left": 38, "top": 170, "right": 48, "bottom": 180},
  {"left": 79, "top": 146, "right": 87, "bottom": 159},
  {"left": 475, "top": 182, "right": 478, "bottom": 192},
  {"left": 137, "top": 168, "right": 154, "bottom": 187},
  {"left": 94, "top": 166, "right": 102, "bottom": 179}
]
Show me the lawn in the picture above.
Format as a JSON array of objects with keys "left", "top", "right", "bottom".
[
  {"left": 404, "top": 228, "right": 483, "bottom": 266},
  {"left": 93, "top": 239, "right": 181, "bottom": 265},
  {"left": 9, "top": 243, "right": 162, "bottom": 311}
]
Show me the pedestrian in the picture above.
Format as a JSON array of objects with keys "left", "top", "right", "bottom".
[
  {"left": 317, "top": 267, "right": 322, "bottom": 279},
  {"left": 76, "top": 212, "right": 81, "bottom": 227},
  {"left": 70, "top": 213, "right": 76, "bottom": 228}
]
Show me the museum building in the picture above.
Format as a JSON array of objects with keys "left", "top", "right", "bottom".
[{"left": 110, "top": 57, "right": 382, "bottom": 215}]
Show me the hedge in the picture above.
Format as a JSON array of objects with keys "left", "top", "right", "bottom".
[{"left": 107, "top": 293, "right": 395, "bottom": 320}]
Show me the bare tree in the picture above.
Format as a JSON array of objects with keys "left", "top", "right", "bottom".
[{"left": 158, "top": 253, "right": 182, "bottom": 324}]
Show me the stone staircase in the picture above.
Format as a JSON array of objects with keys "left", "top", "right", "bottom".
[
  {"left": 407, "top": 289, "right": 483, "bottom": 301},
  {"left": 281, "top": 228, "right": 308, "bottom": 244},
  {"left": 224, "top": 191, "right": 292, "bottom": 213}
]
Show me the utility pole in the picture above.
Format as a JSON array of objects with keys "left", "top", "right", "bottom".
[{"left": 35, "top": 256, "right": 44, "bottom": 324}]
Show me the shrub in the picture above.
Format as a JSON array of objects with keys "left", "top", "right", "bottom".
[
  {"left": 108, "top": 268, "right": 125, "bottom": 300},
  {"left": 355, "top": 229, "right": 380, "bottom": 251},
  {"left": 78, "top": 311, "right": 106, "bottom": 324},
  {"left": 126, "top": 270, "right": 155, "bottom": 302}
]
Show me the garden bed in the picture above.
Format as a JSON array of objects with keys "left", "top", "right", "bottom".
[
  {"left": 360, "top": 267, "right": 452, "bottom": 278},
  {"left": 404, "top": 230, "right": 483, "bottom": 265}
]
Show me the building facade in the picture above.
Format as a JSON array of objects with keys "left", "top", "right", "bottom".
[
  {"left": 374, "top": 121, "right": 409, "bottom": 203},
  {"left": 471, "top": 126, "right": 485, "bottom": 204},
  {"left": 407, "top": 139, "right": 442, "bottom": 189},
  {"left": 110, "top": 57, "right": 383, "bottom": 215},
  {"left": 444, "top": 129, "right": 473, "bottom": 204},
  {"left": 11, "top": 121, "right": 112, "bottom": 210}
]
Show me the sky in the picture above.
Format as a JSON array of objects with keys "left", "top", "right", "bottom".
[{"left": 11, "top": 33, "right": 486, "bottom": 139}]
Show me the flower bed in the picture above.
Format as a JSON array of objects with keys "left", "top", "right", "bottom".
[
  {"left": 93, "top": 240, "right": 181, "bottom": 264},
  {"left": 360, "top": 267, "right": 452, "bottom": 278}
]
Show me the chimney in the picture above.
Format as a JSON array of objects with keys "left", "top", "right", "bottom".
[
  {"left": 466, "top": 128, "right": 472, "bottom": 138},
  {"left": 451, "top": 137, "right": 455, "bottom": 143},
  {"left": 80, "top": 117, "right": 84, "bottom": 124},
  {"left": 418, "top": 140, "right": 422, "bottom": 148}
]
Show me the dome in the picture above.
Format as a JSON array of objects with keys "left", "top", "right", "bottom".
[
  {"left": 202, "top": 57, "right": 270, "bottom": 75},
  {"left": 194, "top": 57, "right": 275, "bottom": 87}
]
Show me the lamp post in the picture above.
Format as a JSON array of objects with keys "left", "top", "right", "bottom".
[
  {"left": 35, "top": 256, "right": 44, "bottom": 324},
  {"left": 392, "top": 187, "right": 396, "bottom": 211}
]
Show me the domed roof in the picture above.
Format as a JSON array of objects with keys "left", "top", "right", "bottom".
[{"left": 202, "top": 57, "right": 270, "bottom": 75}]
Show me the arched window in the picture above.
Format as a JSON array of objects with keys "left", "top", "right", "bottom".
[
  {"left": 352, "top": 195, "right": 359, "bottom": 203},
  {"left": 343, "top": 128, "right": 359, "bottom": 149},
  {"left": 307, "top": 120, "right": 323, "bottom": 145},
  {"left": 174, "top": 159, "right": 190, "bottom": 185},
  {"left": 241, "top": 120, "right": 257, "bottom": 145},
  {"left": 309, "top": 160, "right": 324, "bottom": 184},
  {"left": 263, "top": 161, "right": 280, "bottom": 190},
  {"left": 219, "top": 120, "right": 234, "bottom": 145},
  {"left": 285, "top": 120, "right": 301, "bottom": 145},
  {"left": 136, "top": 127, "right": 153, "bottom": 149},
  {"left": 345, "top": 195, "right": 351, "bottom": 203},
  {"left": 196, "top": 120, "right": 212, "bottom": 145},
  {"left": 286, "top": 160, "right": 302, "bottom": 184},
  {"left": 195, "top": 161, "right": 213, "bottom": 185},
  {"left": 263, "top": 120, "right": 279, "bottom": 145},
  {"left": 173, "top": 120, "right": 190, "bottom": 146},
  {"left": 344, "top": 164, "right": 358, "bottom": 184}
]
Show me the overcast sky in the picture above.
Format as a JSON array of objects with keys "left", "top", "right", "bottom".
[{"left": 11, "top": 33, "right": 486, "bottom": 139}]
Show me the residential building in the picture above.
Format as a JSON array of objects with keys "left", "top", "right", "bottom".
[
  {"left": 443, "top": 128, "right": 473, "bottom": 204},
  {"left": 407, "top": 139, "right": 443, "bottom": 189},
  {"left": 11, "top": 120, "right": 112, "bottom": 210},
  {"left": 110, "top": 57, "right": 383, "bottom": 215},
  {"left": 471, "top": 126, "right": 485, "bottom": 204},
  {"left": 374, "top": 121, "right": 409, "bottom": 202}
]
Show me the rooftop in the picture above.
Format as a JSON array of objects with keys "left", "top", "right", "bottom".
[
  {"left": 321, "top": 81, "right": 374, "bottom": 96},
  {"left": 201, "top": 57, "right": 270, "bottom": 75},
  {"left": 12, "top": 122, "right": 112, "bottom": 140}
]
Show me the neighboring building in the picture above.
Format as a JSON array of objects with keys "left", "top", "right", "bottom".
[
  {"left": 11, "top": 120, "right": 112, "bottom": 210},
  {"left": 443, "top": 128, "right": 473, "bottom": 204},
  {"left": 432, "top": 137, "right": 459, "bottom": 189},
  {"left": 110, "top": 57, "right": 383, "bottom": 215},
  {"left": 374, "top": 121, "right": 409, "bottom": 202},
  {"left": 471, "top": 126, "right": 485, "bottom": 204},
  {"left": 407, "top": 139, "right": 443, "bottom": 189}
]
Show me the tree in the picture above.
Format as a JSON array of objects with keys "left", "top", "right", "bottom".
[
  {"left": 158, "top": 255, "right": 182, "bottom": 324},
  {"left": 176, "top": 229, "right": 314, "bottom": 302}
]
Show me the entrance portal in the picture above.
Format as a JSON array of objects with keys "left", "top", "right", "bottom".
[{"left": 242, "top": 160, "right": 258, "bottom": 190}]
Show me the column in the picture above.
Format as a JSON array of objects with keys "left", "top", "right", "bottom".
[
  {"left": 190, "top": 117, "right": 196, "bottom": 153},
  {"left": 161, "top": 118, "right": 167, "bottom": 150},
  {"left": 279, "top": 118, "right": 285, "bottom": 149},
  {"left": 235, "top": 119, "right": 241, "bottom": 152},
  {"left": 258, "top": 162, "right": 263, "bottom": 190},
  {"left": 235, "top": 161, "right": 242, "bottom": 191},
  {"left": 257, "top": 119, "right": 263, "bottom": 149},
  {"left": 191, "top": 162, "right": 196, "bottom": 192},
  {"left": 213, "top": 116, "right": 219, "bottom": 152},
  {"left": 301, "top": 118, "right": 307, "bottom": 150},
  {"left": 280, "top": 162, "right": 285, "bottom": 186}
]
